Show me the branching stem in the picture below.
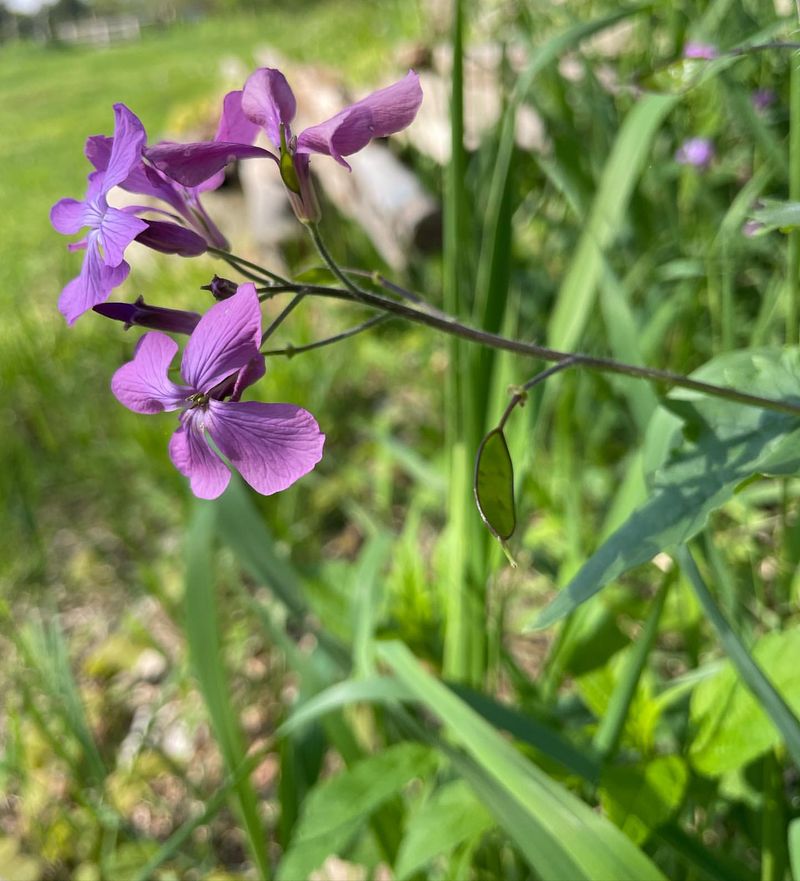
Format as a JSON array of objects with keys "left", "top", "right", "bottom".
[{"left": 222, "top": 250, "right": 800, "bottom": 420}]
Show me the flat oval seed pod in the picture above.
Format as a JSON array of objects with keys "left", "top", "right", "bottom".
[{"left": 474, "top": 428, "right": 516, "bottom": 541}]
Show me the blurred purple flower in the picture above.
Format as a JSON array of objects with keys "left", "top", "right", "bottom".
[
  {"left": 742, "top": 219, "right": 765, "bottom": 238},
  {"left": 683, "top": 41, "right": 718, "bottom": 60},
  {"left": 752, "top": 88, "right": 777, "bottom": 112},
  {"left": 111, "top": 283, "right": 324, "bottom": 499},
  {"left": 675, "top": 137, "right": 714, "bottom": 169},
  {"left": 147, "top": 68, "right": 423, "bottom": 222},
  {"left": 50, "top": 104, "right": 149, "bottom": 324}
]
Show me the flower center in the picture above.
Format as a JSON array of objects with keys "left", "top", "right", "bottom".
[{"left": 186, "top": 392, "right": 210, "bottom": 410}]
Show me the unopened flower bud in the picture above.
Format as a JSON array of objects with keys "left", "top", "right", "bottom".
[
  {"left": 135, "top": 220, "right": 208, "bottom": 256},
  {"left": 201, "top": 275, "right": 239, "bottom": 300},
  {"left": 93, "top": 296, "right": 201, "bottom": 334}
]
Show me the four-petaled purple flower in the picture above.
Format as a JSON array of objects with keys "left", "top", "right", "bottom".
[
  {"left": 111, "top": 284, "right": 325, "bottom": 499},
  {"left": 51, "top": 104, "right": 149, "bottom": 325},
  {"left": 147, "top": 68, "right": 423, "bottom": 222}
]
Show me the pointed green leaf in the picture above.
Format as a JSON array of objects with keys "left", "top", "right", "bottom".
[
  {"left": 600, "top": 756, "right": 688, "bottom": 845},
  {"left": 394, "top": 780, "right": 494, "bottom": 880},
  {"left": 276, "top": 743, "right": 437, "bottom": 881},
  {"left": 474, "top": 428, "right": 516, "bottom": 541}
]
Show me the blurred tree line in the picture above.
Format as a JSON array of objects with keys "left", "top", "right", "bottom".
[{"left": 0, "top": 0, "right": 267, "bottom": 42}]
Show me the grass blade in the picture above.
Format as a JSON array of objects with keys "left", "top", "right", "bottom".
[
  {"left": 185, "top": 499, "right": 270, "bottom": 878},
  {"left": 547, "top": 93, "right": 678, "bottom": 352},
  {"left": 378, "top": 641, "right": 665, "bottom": 881}
]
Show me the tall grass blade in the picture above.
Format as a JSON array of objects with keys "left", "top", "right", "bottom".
[
  {"left": 185, "top": 500, "right": 270, "bottom": 878},
  {"left": 547, "top": 94, "right": 677, "bottom": 352}
]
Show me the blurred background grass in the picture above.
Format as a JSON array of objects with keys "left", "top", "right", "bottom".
[{"left": 4, "top": 0, "right": 800, "bottom": 878}]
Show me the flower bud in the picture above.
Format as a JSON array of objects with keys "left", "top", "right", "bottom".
[
  {"left": 135, "top": 220, "right": 208, "bottom": 256},
  {"left": 93, "top": 296, "right": 201, "bottom": 334},
  {"left": 201, "top": 275, "right": 239, "bottom": 300}
]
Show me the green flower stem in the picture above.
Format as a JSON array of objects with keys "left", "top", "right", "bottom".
[
  {"left": 225, "top": 253, "right": 800, "bottom": 419},
  {"left": 260, "top": 293, "right": 305, "bottom": 345},
  {"left": 207, "top": 246, "right": 290, "bottom": 285},
  {"left": 307, "top": 223, "right": 364, "bottom": 296},
  {"left": 262, "top": 314, "right": 389, "bottom": 357},
  {"left": 496, "top": 358, "right": 580, "bottom": 432}
]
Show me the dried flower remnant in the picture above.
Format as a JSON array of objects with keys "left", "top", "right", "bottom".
[
  {"left": 147, "top": 68, "right": 423, "bottom": 223},
  {"left": 675, "top": 137, "right": 714, "bottom": 169},
  {"left": 111, "top": 284, "right": 324, "bottom": 499}
]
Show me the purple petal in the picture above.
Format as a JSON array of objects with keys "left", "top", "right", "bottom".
[
  {"left": 88, "top": 135, "right": 189, "bottom": 212},
  {"left": 231, "top": 354, "right": 266, "bottom": 401},
  {"left": 207, "top": 353, "right": 266, "bottom": 401},
  {"left": 103, "top": 104, "right": 148, "bottom": 192},
  {"left": 206, "top": 400, "right": 324, "bottom": 495},
  {"left": 85, "top": 134, "right": 113, "bottom": 170},
  {"left": 51, "top": 198, "right": 87, "bottom": 235},
  {"left": 296, "top": 70, "right": 422, "bottom": 166},
  {"left": 111, "top": 331, "right": 189, "bottom": 413},
  {"left": 135, "top": 220, "right": 208, "bottom": 256},
  {"left": 181, "top": 283, "right": 262, "bottom": 392},
  {"left": 169, "top": 411, "right": 231, "bottom": 499},
  {"left": 216, "top": 89, "right": 261, "bottom": 145},
  {"left": 98, "top": 205, "right": 148, "bottom": 266},
  {"left": 58, "top": 241, "right": 131, "bottom": 324},
  {"left": 146, "top": 140, "right": 275, "bottom": 189},
  {"left": 241, "top": 68, "right": 297, "bottom": 148}
]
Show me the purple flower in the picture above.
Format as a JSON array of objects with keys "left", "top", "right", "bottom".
[
  {"left": 84, "top": 95, "right": 253, "bottom": 251},
  {"left": 683, "top": 41, "right": 718, "bottom": 60},
  {"left": 675, "top": 137, "right": 714, "bottom": 169},
  {"left": 51, "top": 104, "right": 149, "bottom": 324},
  {"left": 147, "top": 68, "right": 423, "bottom": 222},
  {"left": 111, "top": 283, "right": 325, "bottom": 499}
]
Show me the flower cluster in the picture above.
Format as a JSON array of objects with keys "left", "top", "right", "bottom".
[{"left": 51, "top": 66, "right": 422, "bottom": 498}]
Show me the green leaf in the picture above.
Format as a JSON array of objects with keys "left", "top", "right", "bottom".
[
  {"left": 752, "top": 199, "right": 800, "bottom": 234},
  {"left": 378, "top": 642, "right": 665, "bottom": 881},
  {"left": 532, "top": 348, "right": 800, "bottom": 630},
  {"left": 474, "top": 428, "right": 516, "bottom": 541},
  {"left": 688, "top": 625, "right": 800, "bottom": 775},
  {"left": 394, "top": 780, "right": 494, "bottom": 880},
  {"left": 276, "top": 742, "right": 437, "bottom": 881},
  {"left": 600, "top": 756, "right": 688, "bottom": 845}
]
